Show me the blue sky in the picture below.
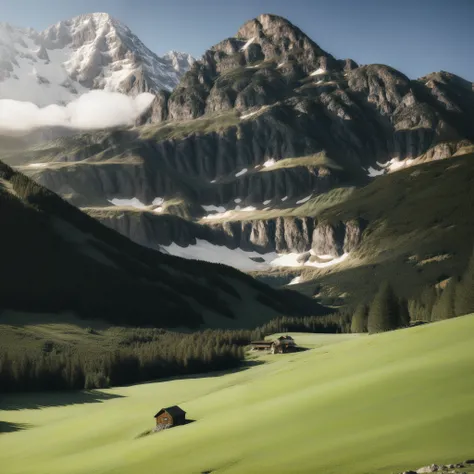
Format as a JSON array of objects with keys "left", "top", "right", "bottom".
[{"left": 1, "top": 0, "right": 473, "bottom": 81}]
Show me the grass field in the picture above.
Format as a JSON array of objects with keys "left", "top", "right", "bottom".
[{"left": 1, "top": 317, "right": 474, "bottom": 474}]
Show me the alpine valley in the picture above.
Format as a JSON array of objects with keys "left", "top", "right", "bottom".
[{"left": 2, "top": 10, "right": 474, "bottom": 474}]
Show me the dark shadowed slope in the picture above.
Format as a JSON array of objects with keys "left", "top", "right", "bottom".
[{"left": 0, "top": 161, "right": 324, "bottom": 329}]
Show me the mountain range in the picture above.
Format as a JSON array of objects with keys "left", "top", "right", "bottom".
[
  {"left": 1, "top": 12, "right": 474, "bottom": 318},
  {"left": 0, "top": 13, "right": 194, "bottom": 107}
]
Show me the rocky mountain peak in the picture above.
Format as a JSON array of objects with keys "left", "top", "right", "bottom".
[
  {"left": 237, "top": 13, "right": 295, "bottom": 38},
  {"left": 235, "top": 14, "right": 337, "bottom": 71},
  {"left": 419, "top": 70, "right": 473, "bottom": 90},
  {"left": 237, "top": 13, "right": 308, "bottom": 44},
  {"left": 40, "top": 12, "right": 123, "bottom": 50},
  {"left": 163, "top": 13, "right": 344, "bottom": 121}
]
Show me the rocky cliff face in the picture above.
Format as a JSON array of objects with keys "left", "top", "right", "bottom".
[
  {"left": 18, "top": 114, "right": 345, "bottom": 209},
  {"left": 4, "top": 14, "right": 474, "bottom": 273},
  {"left": 207, "top": 217, "right": 364, "bottom": 255},
  {"left": 86, "top": 208, "right": 364, "bottom": 260}
]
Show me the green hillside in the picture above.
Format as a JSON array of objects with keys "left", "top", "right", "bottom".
[
  {"left": 2, "top": 315, "right": 474, "bottom": 474},
  {"left": 292, "top": 152, "right": 474, "bottom": 304}
]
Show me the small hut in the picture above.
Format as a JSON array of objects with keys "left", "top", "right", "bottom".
[
  {"left": 154, "top": 405, "right": 186, "bottom": 429},
  {"left": 271, "top": 335, "right": 297, "bottom": 354},
  {"left": 249, "top": 340, "right": 274, "bottom": 351},
  {"left": 250, "top": 335, "right": 297, "bottom": 354}
]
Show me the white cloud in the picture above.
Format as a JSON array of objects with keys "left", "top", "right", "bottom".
[{"left": 0, "top": 90, "right": 154, "bottom": 132}]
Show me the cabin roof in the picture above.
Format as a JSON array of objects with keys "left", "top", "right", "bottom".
[{"left": 154, "top": 405, "right": 186, "bottom": 418}]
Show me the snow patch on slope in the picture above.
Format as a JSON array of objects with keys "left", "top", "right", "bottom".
[
  {"left": 270, "top": 252, "right": 350, "bottom": 269},
  {"left": 263, "top": 159, "right": 276, "bottom": 168},
  {"left": 306, "top": 252, "right": 349, "bottom": 268},
  {"left": 235, "top": 168, "right": 248, "bottom": 177},
  {"left": 162, "top": 239, "right": 276, "bottom": 271},
  {"left": 368, "top": 158, "right": 417, "bottom": 177},
  {"left": 296, "top": 194, "right": 312, "bottom": 204},
  {"left": 289, "top": 276, "right": 302, "bottom": 285},
  {"left": 315, "top": 254, "right": 334, "bottom": 260},
  {"left": 240, "top": 105, "right": 269, "bottom": 120},
  {"left": 202, "top": 205, "right": 226, "bottom": 213},
  {"left": 310, "top": 68, "right": 326, "bottom": 76},
  {"left": 161, "top": 239, "right": 351, "bottom": 271},
  {"left": 240, "top": 37, "right": 256, "bottom": 51},
  {"left": 387, "top": 158, "right": 414, "bottom": 171},
  {"left": 201, "top": 204, "right": 258, "bottom": 220},
  {"left": 367, "top": 166, "right": 385, "bottom": 177},
  {"left": 108, "top": 197, "right": 147, "bottom": 209},
  {"left": 202, "top": 212, "right": 233, "bottom": 220}
]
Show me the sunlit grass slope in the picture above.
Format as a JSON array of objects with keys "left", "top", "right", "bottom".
[{"left": 1, "top": 317, "right": 474, "bottom": 474}]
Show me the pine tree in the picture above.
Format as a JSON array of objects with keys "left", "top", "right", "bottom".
[
  {"left": 398, "top": 298, "right": 410, "bottom": 327},
  {"left": 455, "top": 247, "right": 474, "bottom": 317},
  {"left": 367, "top": 282, "right": 400, "bottom": 334},
  {"left": 408, "top": 286, "right": 438, "bottom": 322},
  {"left": 351, "top": 303, "right": 368, "bottom": 333},
  {"left": 432, "top": 278, "right": 456, "bottom": 321}
]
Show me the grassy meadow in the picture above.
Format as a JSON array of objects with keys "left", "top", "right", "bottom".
[{"left": 1, "top": 315, "right": 474, "bottom": 474}]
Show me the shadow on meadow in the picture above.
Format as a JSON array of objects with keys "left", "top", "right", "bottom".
[
  {"left": 0, "top": 421, "right": 32, "bottom": 433},
  {"left": 0, "top": 389, "right": 125, "bottom": 411},
  {"left": 133, "top": 358, "right": 267, "bottom": 386}
]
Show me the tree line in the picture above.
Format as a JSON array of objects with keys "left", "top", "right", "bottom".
[
  {"left": 258, "top": 313, "right": 351, "bottom": 335},
  {"left": 1, "top": 314, "right": 352, "bottom": 394},
  {"left": 3, "top": 245, "right": 474, "bottom": 392},
  {"left": 350, "top": 246, "right": 474, "bottom": 334},
  {"left": 0, "top": 329, "right": 259, "bottom": 393}
]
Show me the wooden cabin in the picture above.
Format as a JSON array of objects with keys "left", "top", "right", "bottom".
[
  {"left": 250, "top": 335, "right": 297, "bottom": 354},
  {"left": 249, "top": 340, "right": 274, "bottom": 351},
  {"left": 154, "top": 405, "right": 186, "bottom": 428},
  {"left": 272, "top": 335, "right": 297, "bottom": 354}
]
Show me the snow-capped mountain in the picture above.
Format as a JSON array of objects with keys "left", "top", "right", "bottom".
[{"left": 0, "top": 13, "right": 194, "bottom": 107}]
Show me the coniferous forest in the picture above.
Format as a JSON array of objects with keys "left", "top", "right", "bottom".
[
  {"left": 3, "top": 265, "right": 474, "bottom": 395},
  {"left": 0, "top": 314, "right": 354, "bottom": 394},
  {"left": 0, "top": 329, "right": 256, "bottom": 393},
  {"left": 3, "top": 251, "right": 474, "bottom": 395}
]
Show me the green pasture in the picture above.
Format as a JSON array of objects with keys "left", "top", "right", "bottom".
[{"left": 1, "top": 317, "right": 474, "bottom": 474}]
